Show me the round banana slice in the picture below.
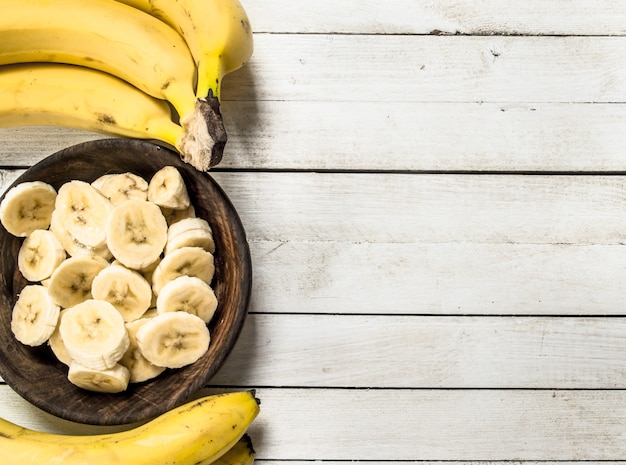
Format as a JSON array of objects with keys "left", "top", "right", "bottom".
[
  {"left": 47, "top": 255, "right": 109, "bottom": 308},
  {"left": 95, "top": 172, "right": 149, "bottom": 206},
  {"left": 147, "top": 165, "right": 191, "bottom": 210},
  {"left": 161, "top": 204, "right": 196, "bottom": 226},
  {"left": 68, "top": 361, "right": 130, "bottom": 393},
  {"left": 11, "top": 284, "right": 60, "bottom": 347},
  {"left": 60, "top": 299, "right": 130, "bottom": 371},
  {"left": 54, "top": 180, "right": 113, "bottom": 249},
  {"left": 165, "top": 217, "right": 215, "bottom": 255},
  {"left": 91, "top": 174, "right": 116, "bottom": 192},
  {"left": 119, "top": 318, "right": 166, "bottom": 383},
  {"left": 91, "top": 264, "right": 153, "bottom": 322},
  {"left": 48, "top": 308, "right": 73, "bottom": 366},
  {"left": 156, "top": 275, "right": 217, "bottom": 323},
  {"left": 50, "top": 209, "right": 113, "bottom": 260},
  {"left": 136, "top": 311, "right": 210, "bottom": 369},
  {"left": 0, "top": 181, "right": 57, "bottom": 237},
  {"left": 106, "top": 199, "right": 168, "bottom": 270},
  {"left": 151, "top": 246, "right": 215, "bottom": 295},
  {"left": 18, "top": 229, "right": 67, "bottom": 282}
]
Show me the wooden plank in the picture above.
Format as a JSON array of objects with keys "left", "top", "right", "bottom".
[
  {"left": 221, "top": 101, "right": 626, "bottom": 172},
  {"left": 2, "top": 387, "right": 626, "bottom": 461},
  {"left": 223, "top": 35, "right": 626, "bottom": 104},
  {"left": 211, "top": 314, "right": 626, "bottom": 388},
  {"left": 245, "top": 0, "right": 626, "bottom": 35},
  {"left": 200, "top": 172, "right": 626, "bottom": 246},
  {"left": 2, "top": 172, "right": 626, "bottom": 314},
  {"left": 6, "top": 101, "right": 626, "bottom": 172},
  {"left": 255, "top": 463, "right": 626, "bottom": 465},
  {"left": 3, "top": 171, "right": 626, "bottom": 246},
  {"left": 6, "top": 315, "right": 624, "bottom": 389},
  {"left": 241, "top": 388, "right": 626, "bottom": 461},
  {"left": 247, "top": 242, "right": 626, "bottom": 315},
  {"left": 3, "top": 101, "right": 626, "bottom": 172}
]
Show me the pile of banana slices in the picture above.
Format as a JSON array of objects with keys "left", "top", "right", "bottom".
[{"left": 0, "top": 166, "right": 218, "bottom": 393}]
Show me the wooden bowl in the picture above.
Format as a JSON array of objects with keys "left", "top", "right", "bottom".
[{"left": 0, "top": 139, "right": 252, "bottom": 425}]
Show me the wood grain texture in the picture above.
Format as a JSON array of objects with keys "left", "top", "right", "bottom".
[
  {"left": 246, "top": 241, "right": 626, "bottom": 315},
  {"left": 222, "top": 35, "right": 626, "bottom": 104},
  {"left": 197, "top": 172, "right": 626, "bottom": 246},
  {"left": 4, "top": 100, "right": 626, "bottom": 172},
  {"left": 245, "top": 0, "right": 626, "bottom": 35},
  {"left": 211, "top": 314, "right": 626, "bottom": 388}
]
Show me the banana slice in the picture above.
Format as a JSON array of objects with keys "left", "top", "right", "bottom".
[
  {"left": 119, "top": 318, "right": 166, "bottom": 383},
  {"left": 91, "top": 263, "right": 152, "bottom": 322},
  {"left": 11, "top": 284, "right": 60, "bottom": 347},
  {"left": 47, "top": 255, "right": 109, "bottom": 308},
  {"left": 54, "top": 180, "right": 113, "bottom": 250},
  {"left": 161, "top": 204, "right": 196, "bottom": 226},
  {"left": 68, "top": 361, "right": 130, "bottom": 393},
  {"left": 151, "top": 246, "right": 215, "bottom": 295},
  {"left": 0, "top": 181, "right": 57, "bottom": 237},
  {"left": 48, "top": 308, "right": 73, "bottom": 366},
  {"left": 59, "top": 299, "right": 130, "bottom": 370},
  {"left": 156, "top": 275, "right": 217, "bottom": 324},
  {"left": 49, "top": 209, "right": 113, "bottom": 260},
  {"left": 106, "top": 199, "right": 168, "bottom": 270},
  {"left": 165, "top": 217, "right": 215, "bottom": 255},
  {"left": 147, "top": 166, "right": 191, "bottom": 210},
  {"left": 91, "top": 174, "right": 115, "bottom": 192},
  {"left": 18, "top": 229, "right": 67, "bottom": 282},
  {"left": 94, "top": 172, "right": 149, "bottom": 206},
  {"left": 135, "top": 311, "right": 210, "bottom": 369}
]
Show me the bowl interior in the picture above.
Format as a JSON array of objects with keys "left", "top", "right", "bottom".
[{"left": 0, "top": 139, "right": 252, "bottom": 425}]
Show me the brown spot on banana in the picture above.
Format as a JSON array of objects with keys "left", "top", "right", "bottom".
[{"left": 96, "top": 113, "right": 117, "bottom": 126}]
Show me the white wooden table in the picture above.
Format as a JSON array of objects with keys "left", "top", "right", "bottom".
[{"left": 3, "top": 0, "right": 626, "bottom": 462}]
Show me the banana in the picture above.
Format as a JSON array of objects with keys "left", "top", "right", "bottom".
[
  {"left": 161, "top": 204, "right": 197, "bottom": 226},
  {"left": 67, "top": 361, "right": 131, "bottom": 393},
  {"left": 157, "top": 275, "right": 218, "bottom": 324},
  {"left": 0, "top": 181, "right": 56, "bottom": 237},
  {"left": 0, "top": 0, "right": 230, "bottom": 170},
  {"left": 10, "top": 284, "right": 60, "bottom": 347},
  {"left": 59, "top": 299, "right": 130, "bottom": 371},
  {"left": 0, "top": 0, "right": 195, "bottom": 118},
  {"left": 50, "top": 206, "right": 113, "bottom": 260},
  {"left": 116, "top": 0, "right": 254, "bottom": 99},
  {"left": 0, "top": 63, "right": 188, "bottom": 154},
  {"left": 17, "top": 229, "right": 66, "bottom": 282},
  {"left": 119, "top": 317, "right": 166, "bottom": 383},
  {"left": 105, "top": 199, "right": 168, "bottom": 270},
  {"left": 91, "top": 263, "right": 153, "bottom": 322},
  {"left": 151, "top": 246, "right": 215, "bottom": 295},
  {"left": 148, "top": 165, "right": 192, "bottom": 210},
  {"left": 47, "top": 255, "right": 109, "bottom": 308},
  {"left": 0, "top": 391, "right": 259, "bottom": 465},
  {"left": 136, "top": 311, "right": 210, "bottom": 368},
  {"left": 206, "top": 435, "right": 256, "bottom": 465},
  {"left": 165, "top": 216, "right": 215, "bottom": 254},
  {"left": 48, "top": 308, "right": 73, "bottom": 366},
  {"left": 92, "top": 172, "right": 149, "bottom": 206},
  {"left": 54, "top": 180, "right": 113, "bottom": 251}
]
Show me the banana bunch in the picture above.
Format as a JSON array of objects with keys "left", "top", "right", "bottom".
[
  {"left": 0, "top": 0, "right": 253, "bottom": 171},
  {"left": 0, "top": 391, "right": 260, "bottom": 465},
  {"left": 2, "top": 166, "right": 222, "bottom": 392}
]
